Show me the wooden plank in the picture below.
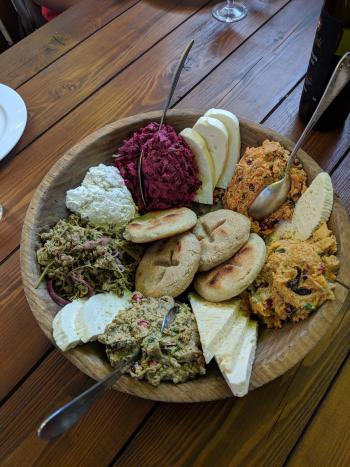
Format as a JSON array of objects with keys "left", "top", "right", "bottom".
[
  {"left": 263, "top": 83, "right": 350, "bottom": 173},
  {"left": 0, "top": 0, "right": 314, "bottom": 262},
  {"left": 109, "top": 292, "right": 350, "bottom": 467},
  {"left": 287, "top": 358, "right": 350, "bottom": 467},
  {"left": 0, "top": 0, "right": 140, "bottom": 89},
  {"left": 178, "top": 0, "right": 321, "bottom": 117},
  {"left": 0, "top": 250, "right": 51, "bottom": 401},
  {"left": 0, "top": 350, "right": 155, "bottom": 466},
  {"left": 13, "top": 0, "right": 211, "bottom": 153}
]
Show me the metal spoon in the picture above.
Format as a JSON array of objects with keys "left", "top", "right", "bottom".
[
  {"left": 137, "top": 39, "right": 194, "bottom": 206},
  {"left": 249, "top": 52, "right": 350, "bottom": 220},
  {"left": 37, "top": 305, "right": 179, "bottom": 440}
]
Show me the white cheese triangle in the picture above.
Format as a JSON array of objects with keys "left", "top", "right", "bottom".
[
  {"left": 52, "top": 299, "right": 86, "bottom": 351},
  {"left": 222, "top": 321, "right": 258, "bottom": 397},
  {"left": 193, "top": 116, "right": 228, "bottom": 185},
  {"left": 189, "top": 293, "right": 239, "bottom": 364},
  {"left": 215, "top": 314, "right": 248, "bottom": 373},
  {"left": 274, "top": 172, "right": 333, "bottom": 241},
  {"left": 76, "top": 291, "right": 132, "bottom": 343},
  {"left": 205, "top": 109, "right": 240, "bottom": 189},
  {"left": 292, "top": 172, "right": 333, "bottom": 240}
]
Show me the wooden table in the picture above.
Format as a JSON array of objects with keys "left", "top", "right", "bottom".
[{"left": 0, "top": 0, "right": 349, "bottom": 465}]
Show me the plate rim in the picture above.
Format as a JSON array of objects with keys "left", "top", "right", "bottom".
[{"left": 0, "top": 83, "right": 27, "bottom": 161}]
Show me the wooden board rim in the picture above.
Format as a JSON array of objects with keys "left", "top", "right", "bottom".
[{"left": 20, "top": 109, "right": 350, "bottom": 402}]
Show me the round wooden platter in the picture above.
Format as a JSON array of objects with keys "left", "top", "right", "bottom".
[{"left": 21, "top": 110, "right": 350, "bottom": 403}]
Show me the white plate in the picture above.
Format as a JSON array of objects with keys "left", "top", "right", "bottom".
[{"left": 0, "top": 84, "right": 27, "bottom": 161}]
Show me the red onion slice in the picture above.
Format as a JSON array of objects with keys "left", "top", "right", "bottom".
[{"left": 47, "top": 280, "right": 70, "bottom": 306}]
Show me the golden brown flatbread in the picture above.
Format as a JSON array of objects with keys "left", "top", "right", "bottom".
[
  {"left": 194, "top": 233, "right": 266, "bottom": 302},
  {"left": 193, "top": 209, "right": 251, "bottom": 271},
  {"left": 124, "top": 207, "right": 197, "bottom": 243},
  {"left": 135, "top": 232, "right": 201, "bottom": 297}
]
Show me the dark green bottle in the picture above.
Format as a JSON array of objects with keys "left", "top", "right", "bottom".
[{"left": 299, "top": 0, "right": 350, "bottom": 130}]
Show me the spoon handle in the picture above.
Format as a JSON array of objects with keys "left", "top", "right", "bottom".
[
  {"left": 37, "top": 352, "right": 139, "bottom": 440},
  {"left": 286, "top": 51, "right": 350, "bottom": 173},
  {"left": 159, "top": 39, "right": 194, "bottom": 130}
]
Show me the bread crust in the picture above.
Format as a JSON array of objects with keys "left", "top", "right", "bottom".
[
  {"left": 135, "top": 232, "right": 201, "bottom": 297},
  {"left": 194, "top": 233, "right": 266, "bottom": 302},
  {"left": 193, "top": 209, "right": 251, "bottom": 271},
  {"left": 124, "top": 207, "right": 197, "bottom": 243}
]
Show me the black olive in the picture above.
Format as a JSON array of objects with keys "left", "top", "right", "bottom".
[
  {"left": 287, "top": 267, "right": 302, "bottom": 290},
  {"left": 294, "top": 287, "right": 312, "bottom": 296}
]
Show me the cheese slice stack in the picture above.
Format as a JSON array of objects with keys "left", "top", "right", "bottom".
[
  {"left": 193, "top": 116, "right": 229, "bottom": 185},
  {"left": 189, "top": 293, "right": 239, "bottom": 364},
  {"left": 204, "top": 109, "right": 240, "bottom": 189},
  {"left": 189, "top": 294, "right": 258, "bottom": 397},
  {"left": 52, "top": 291, "right": 132, "bottom": 351}
]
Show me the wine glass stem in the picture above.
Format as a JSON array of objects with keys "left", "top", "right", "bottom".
[{"left": 227, "top": 0, "right": 234, "bottom": 6}]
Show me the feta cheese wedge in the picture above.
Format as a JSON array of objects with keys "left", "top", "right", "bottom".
[
  {"left": 215, "top": 314, "right": 248, "bottom": 373},
  {"left": 205, "top": 109, "right": 240, "bottom": 189},
  {"left": 274, "top": 172, "right": 333, "bottom": 241},
  {"left": 189, "top": 293, "right": 239, "bottom": 364},
  {"left": 180, "top": 128, "right": 216, "bottom": 204},
  {"left": 221, "top": 321, "right": 258, "bottom": 397},
  {"left": 292, "top": 172, "right": 333, "bottom": 240},
  {"left": 193, "top": 116, "right": 228, "bottom": 185},
  {"left": 76, "top": 291, "right": 132, "bottom": 343},
  {"left": 52, "top": 299, "right": 86, "bottom": 351}
]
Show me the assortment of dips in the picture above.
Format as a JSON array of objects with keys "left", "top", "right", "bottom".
[
  {"left": 36, "top": 111, "right": 341, "bottom": 390},
  {"left": 224, "top": 140, "right": 308, "bottom": 235},
  {"left": 99, "top": 295, "right": 206, "bottom": 385},
  {"left": 248, "top": 223, "right": 339, "bottom": 328}
]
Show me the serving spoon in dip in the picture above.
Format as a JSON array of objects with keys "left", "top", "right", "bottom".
[
  {"left": 249, "top": 52, "right": 350, "bottom": 220},
  {"left": 138, "top": 40, "right": 194, "bottom": 206},
  {"left": 37, "top": 305, "right": 179, "bottom": 440}
]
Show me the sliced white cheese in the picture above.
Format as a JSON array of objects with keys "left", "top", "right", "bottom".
[
  {"left": 205, "top": 109, "right": 240, "bottom": 189},
  {"left": 215, "top": 314, "right": 248, "bottom": 373},
  {"left": 189, "top": 293, "right": 239, "bottom": 364},
  {"left": 193, "top": 116, "right": 229, "bottom": 185},
  {"left": 222, "top": 321, "right": 258, "bottom": 397},
  {"left": 292, "top": 172, "right": 333, "bottom": 240},
  {"left": 180, "top": 128, "right": 215, "bottom": 204},
  {"left": 76, "top": 291, "right": 132, "bottom": 343},
  {"left": 52, "top": 299, "right": 86, "bottom": 351}
]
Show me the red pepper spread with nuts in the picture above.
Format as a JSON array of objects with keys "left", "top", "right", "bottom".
[
  {"left": 223, "top": 140, "right": 307, "bottom": 235},
  {"left": 248, "top": 223, "right": 339, "bottom": 328}
]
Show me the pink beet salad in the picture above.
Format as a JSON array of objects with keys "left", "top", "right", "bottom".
[{"left": 114, "top": 122, "right": 201, "bottom": 212}]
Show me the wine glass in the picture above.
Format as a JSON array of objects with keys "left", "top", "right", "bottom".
[{"left": 212, "top": 0, "right": 248, "bottom": 23}]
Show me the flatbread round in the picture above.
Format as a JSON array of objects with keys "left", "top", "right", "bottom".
[
  {"left": 124, "top": 207, "right": 197, "bottom": 243},
  {"left": 193, "top": 209, "right": 251, "bottom": 271},
  {"left": 194, "top": 233, "right": 266, "bottom": 302},
  {"left": 135, "top": 232, "right": 201, "bottom": 297}
]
